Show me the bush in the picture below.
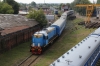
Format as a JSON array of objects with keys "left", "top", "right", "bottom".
[{"left": 27, "top": 9, "right": 47, "bottom": 27}]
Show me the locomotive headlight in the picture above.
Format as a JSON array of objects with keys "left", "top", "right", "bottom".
[
  {"left": 38, "top": 43, "right": 40, "bottom": 47},
  {"left": 31, "top": 43, "right": 35, "bottom": 47}
]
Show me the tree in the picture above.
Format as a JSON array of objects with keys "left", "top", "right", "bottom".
[
  {"left": 30, "top": 1, "right": 36, "bottom": 7},
  {"left": 71, "top": 0, "right": 91, "bottom": 15},
  {"left": 59, "top": 3, "right": 64, "bottom": 10},
  {"left": 19, "top": 3, "right": 28, "bottom": 10},
  {"left": 3, "top": 0, "right": 19, "bottom": 14},
  {"left": 97, "top": 0, "right": 100, "bottom": 4},
  {"left": 0, "top": 2, "right": 14, "bottom": 14},
  {"left": 66, "top": 3, "right": 70, "bottom": 7},
  {"left": 27, "top": 9, "right": 47, "bottom": 27}
]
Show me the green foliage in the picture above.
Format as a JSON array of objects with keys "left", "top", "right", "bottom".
[
  {"left": 27, "top": 9, "right": 47, "bottom": 27},
  {"left": 59, "top": 3, "right": 64, "bottom": 10},
  {"left": 66, "top": 3, "right": 70, "bottom": 8},
  {"left": 97, "top": 0, "right": 100, "bottom": 4},
  {"left": 30, "top": 1, "right": 36, "bottom": 7},
  {"left": 0, "top": 41, "right": 31, "bottom": 66},
  {"left": 71, "top": 0, "right": 91, "bottom": 15},
  {"left": 0, "top": 2, "right": 14, "bottom": 14},
  {"left": 19, "top": 3, "right": 27, "bottom": 10},
  {"left": 4, "top": 0, "right": 19, "bottom": 14}
]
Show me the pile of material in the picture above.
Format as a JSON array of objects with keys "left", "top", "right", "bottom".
[{"left": 78, "top": 21, "right": 100, "bottom": 28}]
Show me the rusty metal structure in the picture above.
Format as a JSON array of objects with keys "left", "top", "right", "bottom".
[{"left": 76, "top": 4, "right": 100, "bottom": 26}]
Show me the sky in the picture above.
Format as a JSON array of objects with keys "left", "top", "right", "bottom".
[{"left": 14, "top": 0, "right": 97, "bottom": 3}]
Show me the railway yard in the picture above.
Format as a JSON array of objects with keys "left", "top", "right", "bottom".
[
  {"left": 1, "top": 14, "right": 100, "bottom": 66},
  {"left": 1, "top": 0, "right": 100, "bottom": 65}
]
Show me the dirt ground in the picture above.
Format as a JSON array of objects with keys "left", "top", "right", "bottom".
[{"left": 76, "top": 13, "right": 100, "bottom": 23}]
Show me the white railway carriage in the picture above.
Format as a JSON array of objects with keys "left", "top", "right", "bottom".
[
  {"left": 50, "top": 27, "right": 100, "bottom": 66},
  {"left": 51, "top": 17, "right": 66, "bottom": 36},
  {"left": 51, "top": 11, "right": 69, "bottom": 36},
  {"left": 60, "top": 11, "right": 68, "bottom": 19}
]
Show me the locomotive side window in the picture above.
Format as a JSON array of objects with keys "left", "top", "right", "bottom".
[
  {"left": 91, "top": 56, "right": 94, "bottom": 64},
  {"left": 93, "top": 53, "right": 95, "bottom": 59},
  {"left": 99, "top": 46, "right": 100, "bottom": 51},
  {"left": 44, "top": 36, "right": 48, "bottom": 39},
  {"left": 94, "top": 51, "right": 97, "bottom": 58},
  {"left": 46, "top": 36, "right": 48, "bottom": 39},
  {"left": 96, "top": 49, "right": 98, "bottom": 55},
  {"left": 95, "top": 49, "right": 97, "bottom": 54},
  {"left": 88, "top": 60, "right": 91, "bottom": 66},
  {"left": 97, "top": 47, "right": 99, "bottom": 53},
  {"left": 34, "top": 34, "right": 43, "bottom": 38},
  {"left": 85, "top": 64, "right": 88, "bottom": 66},
  {"left": 34, "top": 35, "right": 38, "bottom": 38}
]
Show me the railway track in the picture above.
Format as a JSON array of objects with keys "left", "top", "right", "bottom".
[{"left": 17, "top": 54, "right": 40, "bottom": 66}]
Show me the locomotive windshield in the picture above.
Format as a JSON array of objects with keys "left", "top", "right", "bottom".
[{"left": 34, "top": 34, "right": 43, "bottom": 38}]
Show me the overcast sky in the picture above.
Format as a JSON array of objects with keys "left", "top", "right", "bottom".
[{"left": 14, "top": 0, "right": 97, "bottom": 3}]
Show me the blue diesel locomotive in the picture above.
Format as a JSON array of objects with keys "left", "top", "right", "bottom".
[{"left": 30, "top": 10, "right": 74, "bottom": 54}]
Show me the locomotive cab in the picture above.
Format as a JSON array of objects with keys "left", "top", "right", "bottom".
[
  {"left": 31, "top": 31, "right": 48, "bottom": 54},
  {"left": 32, "top": 33, "right": 44, "bottom": 47}
]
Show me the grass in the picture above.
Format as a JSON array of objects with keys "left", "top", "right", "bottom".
[
  {"left": 0, "top": 41, "right": 31, "bottom": 66},
  {"left": 0, "top": 18, "right": 96, "bottom": 66}
]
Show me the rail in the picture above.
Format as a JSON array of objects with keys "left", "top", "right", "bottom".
[{"left": 17, "top": 54, "right": 40, "bottom": 66}]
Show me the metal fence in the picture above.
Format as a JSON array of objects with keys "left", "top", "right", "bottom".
[{"left": 0, "top": 25, "right": 41, "bottom": 53}]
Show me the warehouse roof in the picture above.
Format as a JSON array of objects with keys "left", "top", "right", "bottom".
[
  {"left": 0, "top": 14, "right": 38, "bottom": 29},
  {"left": 1, "top": 26, "right": 29, "bottom": 35},
  {"left": 0, "top": 14, "right": 38, "bottom": 36}
]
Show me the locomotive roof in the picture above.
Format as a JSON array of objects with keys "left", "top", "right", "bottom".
[{"left": 46, "top": 27, "right": 55, "bottom": 33}]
